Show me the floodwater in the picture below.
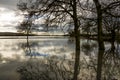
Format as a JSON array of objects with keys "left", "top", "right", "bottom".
[
  {"left": 0, "top": 36, "right": 120, "bottom": 80},
  {"left": 0, "top": 36, "right": 76, "bottom": 59}
]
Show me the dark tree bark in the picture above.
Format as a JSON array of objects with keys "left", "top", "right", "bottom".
[
  {"left": 72, "top": 1, "right": 81, "bottom": 80},
  {"left": 111, "top": 30, "right": 115, "bottom": 50},
  {"left": 93, "top": 0, "right": 105, "bottom": 80}
]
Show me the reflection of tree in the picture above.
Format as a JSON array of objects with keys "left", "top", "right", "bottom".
[
  {"left": 80, "top": 40, "right": 98, "bottom": 79},
  {"left": 17, "top": 57, "right": 74, "bottom": 80},
  {"left": 18, "top": 40, "right": 39, "bottom": 57},
  {"left": 79, "top": 57, "right": 97, "bottom": 80},
  {"left": 0, "top": 54, "right": 2, "bottom": 62},
  {"left": 103, "top": 42, "right": 120, "bottom": 80},
  {"left": 81, "top": 40, "right": 97, "bottom": 56}
]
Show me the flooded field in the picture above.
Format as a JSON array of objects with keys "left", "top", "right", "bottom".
[{"left": 0, "top": 36, "right": 120, "bottom": 80}]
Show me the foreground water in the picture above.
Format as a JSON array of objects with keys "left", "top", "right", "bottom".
[
  {"left": 0, "top": 36, "right": 95, "bottom": 80},
  {"left": 0, "top": 36, "right": 120, "bottom": 80}
]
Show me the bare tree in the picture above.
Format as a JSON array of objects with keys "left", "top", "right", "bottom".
[
  {"left": 90, "top": 0, "right": 120, "bottom": 80},
  {"left": 17, "top": 0, "right": 120, "bottom": 80},
  {"left": 79, "top": 0, "right": 120, "bottom": 80},
  {"left": 17, "top": 57, "right": 74, "bottom": 80},
  {"left": 17, "top": 0, "right": 81, "bottom": 80}
]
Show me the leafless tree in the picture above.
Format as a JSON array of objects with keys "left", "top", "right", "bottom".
[
  {"left": 17, "top": 0, "right": 120, "bottom": 80},
  {"left": 17, "top": 0, "right": 82, "bottom": 80}
]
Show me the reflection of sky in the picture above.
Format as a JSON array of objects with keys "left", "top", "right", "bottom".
[
  {"left": 0, "top": 37, "right": 75, "bottom": 80},
  {"left": 0, "top": 37, "right": 75, "bottom": 59},
  {"left": 0, "top": 39, "right": 25, "bottom": 58}
]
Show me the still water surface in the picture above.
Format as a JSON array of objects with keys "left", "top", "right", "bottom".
[
  {"left": 0, "top": 36, "right": 120, "bottom": 80},
  {"left": 1, "top": 36, "right": 117, "bottom": 64},
  {"left": 0, "top": 36, "right": 76, "bottom": 59}
]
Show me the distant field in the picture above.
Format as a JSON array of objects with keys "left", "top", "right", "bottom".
[
  {"left": 0, "top": 32, "right": 36, "bottom": 36},
  {"left": 0, "top": 32, "right": 69, "bottom": 36}
]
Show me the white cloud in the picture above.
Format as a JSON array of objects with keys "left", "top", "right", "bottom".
[{"left": 0, "top": 7, "right": 24, "bottom": 32}]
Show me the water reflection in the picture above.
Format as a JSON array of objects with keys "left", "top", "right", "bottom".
[
  {"left": 81, "top": 40, "right": 97, "bottom": 56},
  {"left": 0, "top": 36, "right": 120, "bottom": 80},
  {"left": 0, "top": 37, "right": 75, "bottom": 60},
  {"left": 17, "top": 38, "right": 75, "bottom": 58},
  {"left": 0, "top": 36, "right": 75, "bottom": 80},
  {"left": 102, "top": 42, "right": 120, "bottom": 80}
]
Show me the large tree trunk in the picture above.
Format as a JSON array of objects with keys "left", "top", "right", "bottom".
[
  {"left": 111, "top": 30, "right": 115, "bottom": 51},
  {"left": 72, "top": 0, "right": 81, "bottom": 80},
  {"left": 93, "top": 0, "right": 105, "bottom": 80}
]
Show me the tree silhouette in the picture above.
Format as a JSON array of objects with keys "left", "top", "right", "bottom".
[
  {"left": 17, "top": 0, "right": 81, "bottom": 80},
  {"left": 17, "top": 0, "right": 120, "bottom": 80}
]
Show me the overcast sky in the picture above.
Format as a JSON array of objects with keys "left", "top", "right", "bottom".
[
  {"left": 0, "top": 0, "right": 18, "bottom": 9},
  {"left": 0, "top": 0, "right": 23, "bottom": 32}
]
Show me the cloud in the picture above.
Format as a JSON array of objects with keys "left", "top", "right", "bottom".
[
  {"left": 0, "top": 0, "right": 23, "bottom": 32},
  {"left": 0, "top": 7, "right": 24, "bottom": 32},
  {"left": 0, "top": 0, "right": 18, "bottom": 9}
]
